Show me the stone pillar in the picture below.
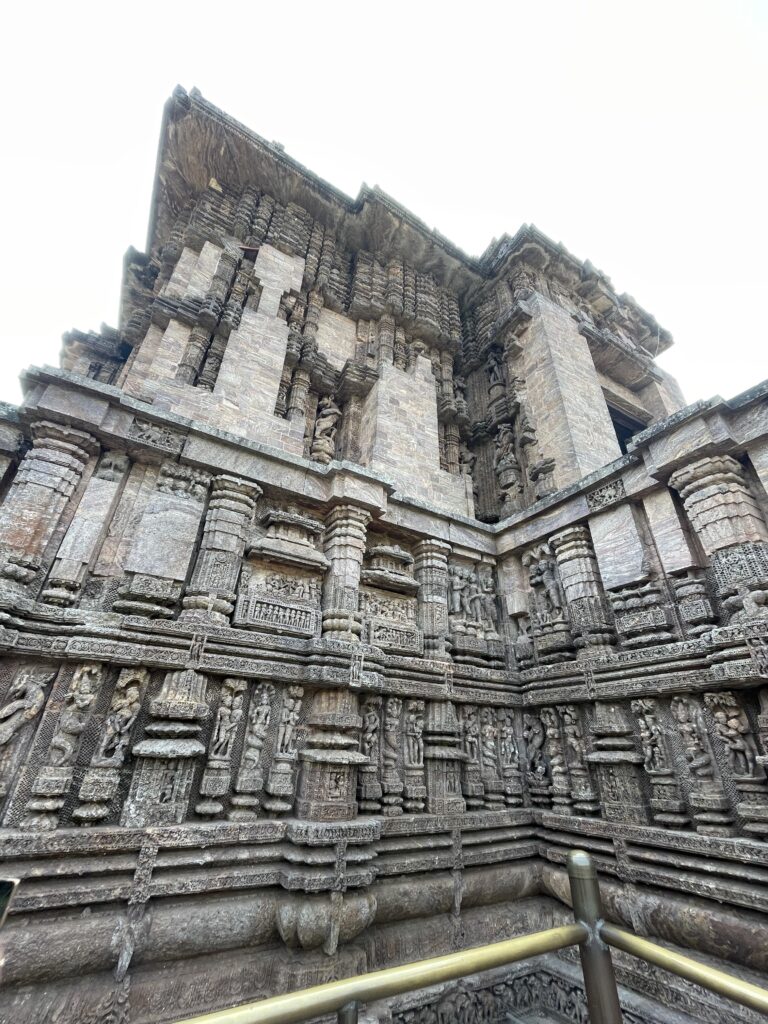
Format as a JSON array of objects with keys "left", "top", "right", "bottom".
[
  {"left": 122, "top": 666, "right": 209, "bottom": 827},
  {"left": 670, "top": 455, "right": 768, "bottom": 621},
  {"left": 378, "top": 313, "right": 395, "bottom": 366},
  {"left": 113, "top": 462, "right": 211, "bottom": 618},
  {"left": 287, "top": 367, "right": 311, "bottom": 424},
  {"left": 444, "top": 421, "right": 461, "bottom": 475},
  {"left": 0, "top": 420, "right": 98, "bottom": 604},
  {"left": 630, "top": 698, "right": 689, "bottom": 830},
  {"left": 424, "top": 700, "right": 466, "bottom": 815},
  {"left": 321, "top": 504, "right": 370, "bottom": 641},
  {"left": 587, "top": 702, "right": 650, "bottom": 825},
  {"left": 21, "top": 664, "right": 103, "bottom": 830},
  {"left": 549, "top": 525, "right": 615, "bottom": 656},
  {"left": 414, "top": 539, "right": 451, "bottom": 660},
  {"left": 381, "top": 695, "right": 404, "bottom": 815},
  {"left": 296, "top": 687, "right": 367, "bottom": 821},
  {"left": 180, "top": 475, "right": 261, "bottom": 624},
  {"left": 41, "top": 452, "right": 131, "bottom": 607},
  {"left": 670, "top": 695, "right": 734, "bottom": 836}
]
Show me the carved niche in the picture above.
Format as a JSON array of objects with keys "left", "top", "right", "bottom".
[{"left": 359, "top": 544, "right": 423, "bottom": 656}]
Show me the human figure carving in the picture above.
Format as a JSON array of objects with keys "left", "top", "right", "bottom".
[
  {"left": 94, "top": 677, "right": 143, "bottom": 766},
  {"left": 242, "top": 684, "right": 273, "bottom": 769},
  {"left": 209, "top": 681, "right": 245, "bottom": 761},
  {"left": 276, "top": 687, "right": 303, "bottom": 756},
  {"left": 405, "top": 702, "right": 424, "bottom": 767},
  {"left": 0, "top": 671, "right": 51, "bottom": 748},
  {"left": 48, "top": 666, "right": 100, "bottom": 767}
]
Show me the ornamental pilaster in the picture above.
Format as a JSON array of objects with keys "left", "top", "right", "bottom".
[
  {"left": 0, "top": 420, "right": 99, "bottom": 603},
  {"left": 413, "top": 539, "right": 452, "bottom": 660},
  {"left": 321, "top": 504, "right": 371, "bottom": 641},
  {"left": 181, "top": 475, "right": 261, "bottom": 623}
]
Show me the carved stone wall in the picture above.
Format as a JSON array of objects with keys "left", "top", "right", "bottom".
[{"left": 1, "top": 88, "right": 768, "bottom": 1024}]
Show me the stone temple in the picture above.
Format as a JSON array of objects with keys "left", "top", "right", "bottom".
[{"left": 0, "top": 85, "right": 767, "bottom": 1024}]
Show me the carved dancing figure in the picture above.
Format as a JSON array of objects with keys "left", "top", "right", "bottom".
[
  {"left": 96, "top": 680, "right": 143, "bottom": 765},
  {"left": 276, "top": 687, "right": 303, "bottom": 756},
  {"left": 405, "top": 702, "right": 424, "bottom": 767},
  {"left": 48, "top": 666, "right": 100, "bottom": 768},
  {"left": 560, "top": 705, "right": 587, "bottom": 770},
  {"left": 672, "top": 697, "right": 712, "bottom": 778},
  {"left": 632, "top": 699, "right": 668, "bottom": 773},
  {"left": 707, "top": 698, "right": 759, "bottom": 777},
  {"left": 361, "top": 700, "right": 380, "bottom": 761},
  {"left": 494, "top": 424, "right": 523, "bottom": 511},
  {"left": 463, "top": 706, "right": 480, "bottom": 763},
  {"left": 523, "top": 714, "right": 547, "bottom": 778},
  {"left": 499, "top": 712, "right": 517, "bottom": 768},
  {"left": 242, "top": 685, "right": 273, "bottom": 769}
]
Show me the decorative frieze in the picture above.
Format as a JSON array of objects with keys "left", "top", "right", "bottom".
[{"left": 670, "top": 695, "right": 734, "bottom": 836}]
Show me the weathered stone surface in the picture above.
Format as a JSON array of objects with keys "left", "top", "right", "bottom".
[{"left": 0, "top": 87, "right": 767, "bottom": 1024}]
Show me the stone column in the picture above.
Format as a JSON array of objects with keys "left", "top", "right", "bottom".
[
  {"left": 670, "top": 455, "right": 768, "bottom": 621},
  {"left": 122, "top": 665, "right": 209, "bottom": 827},
  {"left": 21, "top": 664, "right": 103, "bottom": 830},
  {"left": 295, "top": 687, "right": 368, "bottom": 821},
  {"left": 286, "top": 367, "right": 311, "bottom": 424},
  {"left": 587, "top": 702, "right": 650, "bottom": 825},
  {"left": 443, "top": 421, "right": 461, "bottom": 475},
  {"left": 378, "top": 313, "right": 395, "bottom": 366},
  {"left": 0, "top": 420, "right": 99, "bottom": 605},
  {"left": 414, "top": 539, "right": 451, "bottom": 660},
  {"left": 424, "top": 700, "right": 466, "bottom": 815},
  {"left": 321, "top": 504, "right": 370, "bottom": 641},
  {"left": 41, "top": 452, "right": 131, "bottom": 607},
  {"left": 549, "top": 525, "right": 615, "bottom": 656},
  {"left": 180, "top": 475, "right": 261, "bottom": 624}
]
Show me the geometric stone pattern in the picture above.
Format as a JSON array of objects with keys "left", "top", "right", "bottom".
[{"left": 1, "top": 87, "right": 768, "bottom": 1022}]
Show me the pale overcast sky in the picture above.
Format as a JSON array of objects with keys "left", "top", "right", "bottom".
[{"left": 1, "top": 1, "right": 765, "bottom": 407}]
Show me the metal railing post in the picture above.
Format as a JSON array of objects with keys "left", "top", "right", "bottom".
[
  {"left": 337, "top": 1000, "right": 359, "bottom": 1023},
  {"left": 567, "top": 849, "right": 623, "bottom": 1024}
]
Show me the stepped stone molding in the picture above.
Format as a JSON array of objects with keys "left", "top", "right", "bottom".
[{"left": 1, "top": 88, "right": 768, "bottom": 1023}]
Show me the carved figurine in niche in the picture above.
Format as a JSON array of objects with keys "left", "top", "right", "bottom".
[
  {"left": 487, "top": 349, "right": 505, "bottom": 394},
  {"left": 361, "top": 699, "right": 380, "bottom": 763},
  {"left": 513, "top": 616, "right": 535, "bottom": 669},
  {"left": 405, "top": 702, "right": 424, "bottom": 767},
  {"left": 480, "top": 710, "right": 499, "bottom": 771},
  {"left": 495, "top": 421, "right": 528, "bottom": 516},
  {"left": 499, "top": 712, "right": 518, "bottom": 768},
  {"left": 526, "top": 547, "right": 566, "bottom": 626},
  {"left": 276, "top": 687, "right": 303, "bottom": 756},
  {"left": 462, "top": 706, "right": 480, "bottom": 764},
  {"left": 559, "top": 705, "right": 587, "bottom": 770},
  {"left": 523, "top": 714, "right": 548, "bottom": 780},
  {"left": 48, "top": 665, "right": 100, "bottom": 768},
  {"left": 632, "top": 699, "right": 669, "bottom": 774},
  {"left": 705, "top": 693, "right": 760, "bottom": 778},
  {"left": 242, "top": 684, "right": 273, "bottom": 771},
  {"left": 448, "top": 565, "right": 500, "bottom": 639},
  {"left": 210, "top": 680, "right": 246, "bottom": 761},
  {"left": 94, "top": 676, "right": 143, "bottom": 766},
  {"left": 310, "top": 395, "right": 342, "bottom": 464},
  {"left": 453, "top": 375, "right": 467, "bottom": 405},
  {"left": 671, "top": 697, "right": 714, "bottom": 780}
]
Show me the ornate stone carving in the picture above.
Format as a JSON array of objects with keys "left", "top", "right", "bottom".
[
  {"left": 381, "top": 695, "right": 404, "bottom": 815},
  {"left": 424, "top": 700, "right": 466, "bottom": 815},
  {"left": 631, "top": 698, "right": 688, "bottom": 829},
  {"left": 196, "top": 678, "right": 247, "bottom": 818},
  {"left": 704, "top": 690, "right": 768, "bottom": 839},
  {"left": 22, "top": 663, "right": 103, "bottom": 830},
  {"left": 670, "top": 695, "right": 734, "bottom": 836},
  {"left": 494, "top": 423, "right": 523, "bottom": 515},
  {"left": 74, "top": 667, "right": 150, "bottom": 824},
  {"left": 310, "top": 395, "right": 342, "bottom": 464},
  {"left": 263, "top": 685, "right": 304, "bottom": 814},
  {"left": 229, "top": 682, "right": 275, "bottom": 820},
  {"left": 0, "top": 666, "right": 56, "bottom": 801},
  {"left": 522, "top": 544, "right": 574, "bottom": 664},
  {"left": 357, "top": 696, "right": 382, "bottom": 813}
]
